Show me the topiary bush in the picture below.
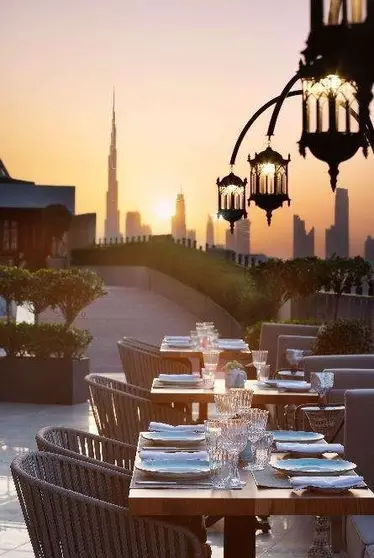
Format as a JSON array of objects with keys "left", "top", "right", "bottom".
[{"left": 312, "top": 318, "right": 373, "bottom": 355}]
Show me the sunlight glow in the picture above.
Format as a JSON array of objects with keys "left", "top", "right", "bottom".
[
  {"left": 261, "top": 163, "right": 276, "bottom": 175},
  {"left": 155, "top": 200, "right": 174, "bottom": 220}
]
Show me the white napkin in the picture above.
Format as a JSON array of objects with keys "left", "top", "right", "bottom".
[
  {"left": 158, "top": 374, "right": 198, "bottom": 382},
  {"left": 291, "top": 475, "right": 364, "bottom": 490},
  {"left": 139, "top": 450, "right": 208, "bottom": 461},
  {"left": 276, "top": 443, "right": 344, "bottom": 455},
  {"left": 149, "top": 422, "right": 205, "bottom": 432},
  {"left": 276, "top": 381, "right": 311, "bottom": 390},
  {"left": 219, "top": 339, "right": 247, "bottom": 347},
  {"left": 164, "top": 336, "right": 191, "bottom": 342}
]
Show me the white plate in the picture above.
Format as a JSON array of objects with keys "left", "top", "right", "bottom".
[
  {"left": 272, "top": 430, "right": 325, "bottom": 443},
  {"left": 142, "top": 431, "right": 205, "bottom": 445},
  {"left": 136, "top": 458, "right": 210, "bottom": 479},
  {"left": 156, "top": 378, "right": 203, "bottom": 386},
  {"left": 272, "top": 458, "right": 356, "bottom": 476}
]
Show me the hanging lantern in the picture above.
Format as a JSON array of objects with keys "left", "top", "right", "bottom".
[
  {"left": 216, "top": 170, "right": 247, "bottom": 233},
  {"left": 248, "top": 146, "right": 291, "bottom": 226},
  {"left": 299, "top": 68, "right": 368, "bottom": 190},
  {"left": 300, "top": 0, "right": 374, "bottom": 189}
]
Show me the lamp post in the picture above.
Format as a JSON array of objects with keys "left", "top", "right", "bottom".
[{"left": 217, "top": 0, "right": 374, "bottom": 229}]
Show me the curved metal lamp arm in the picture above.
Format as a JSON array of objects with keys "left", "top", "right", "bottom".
[
  {"left": 229, "top": 90, "right": 302, "bottom": 166},
  {"left": 266, "top": 72, "right": 302, "bottom": 138}
]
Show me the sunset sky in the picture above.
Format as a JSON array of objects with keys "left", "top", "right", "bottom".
[{"left": 2, "top": 0, "right": 374, "bottom": 257}]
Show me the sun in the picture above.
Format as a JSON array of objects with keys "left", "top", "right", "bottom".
[{"left": 155, "top": 200, "right": 174, "bottom": 220}]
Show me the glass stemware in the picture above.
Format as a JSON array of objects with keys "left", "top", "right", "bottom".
[
  {"left": 241, "top": 408, "right": 269, "bottom": 471},
  {"left": 286, "top": 349, "right": 305, "bottom": 372},
  {"left": 229, "top": 388, "right": 254, "bottom": 417},
  {"left": 202, "top": 349, "right": 221, "bottom": 372},
  {"left": 219, "top": 418, "right": 249, "bottom": 487},
  {"left": 251, "top": 350, "right": 268, "bottom": 381},
  {"left": 214, "top": 393, "right": 236, "bottom": 419}
]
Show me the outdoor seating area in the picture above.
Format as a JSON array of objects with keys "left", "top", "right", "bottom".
[{"left": 4, "top": 314, "right": 374, "bottom": 558}]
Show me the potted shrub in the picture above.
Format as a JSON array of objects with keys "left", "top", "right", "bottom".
[
  {"left": 0, "top": 267, "right": 106, "bottom": 404},
  {"left": 312, "top": 318, "right": 373, "bottom": 355},
  {"left": 223, "top": 360, "right": 247, "bottom": 388}
]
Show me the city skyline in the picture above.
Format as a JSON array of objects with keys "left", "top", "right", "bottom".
[{"left": 2, "top": 1, "right": 374, "bottom": 257}]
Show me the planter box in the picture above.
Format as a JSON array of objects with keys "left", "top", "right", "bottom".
[{"left": 0, "top": 356, "right": 90, "bottom": 404}]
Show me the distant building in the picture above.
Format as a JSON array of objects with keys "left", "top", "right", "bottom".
[
  {"left": 186, "top": 229, "right": 196, "bottom": 242},
  {"left": 225, "top": 228, "right": 236, "bottom": 251},
  {"left": 364, "top": 236, "right": 374, "bottom": 264},
  {"left": 125, "top": 211, "right": 142, "bottom": 238},
  {"left": 325, "top": 188, "right": 349, "bottom": 258},
  {"left": 104, "top": 92, "right": 120, "bottom": 240},
  {"left": 206, "top": 215, "right": 215, "bottom": 247},
  {"left": 141, "top": 223, "right": 152, "bottom": 237},
  {"left": 235, "top": 218, "right": 251, "bottom": 255},
  {"left": 171, "top": 193, "right": 187, "bottom": 240},
  {"left": 293, "top": 215, "right": 315, "bottom": 258},
  {"left": 0, "top": 159, "right": 75, "bottom": 267}
]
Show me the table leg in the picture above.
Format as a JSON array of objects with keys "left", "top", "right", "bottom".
[
  {"left": 198, "top": 403, "right": 208, "bottom": 422},
  {"left": 224, "top": 516, "right": 256, "bottom": 558}
]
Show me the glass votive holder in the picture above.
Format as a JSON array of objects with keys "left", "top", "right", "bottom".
[
  {"left": 201, "top": 367, "right": 215, "bottom": 389},
  {"left": 209, "top": 447, "right": 233, "bottom": 489},
  {"left": 253, "top": 432, "right": 273, "bottom": 471}
]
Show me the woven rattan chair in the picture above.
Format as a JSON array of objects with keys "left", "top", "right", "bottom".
[
  {"left": 11, "top": 451, "right": 208, "bottom": 558},
  {"left": 85, "top": 374, "right": 191, "bottom": 444},
  {"left": 118, "top": 337, "right": 192, "bottom": 389},
  {"left": 36, "top": 426, "right": 137, "bottom": 474}
]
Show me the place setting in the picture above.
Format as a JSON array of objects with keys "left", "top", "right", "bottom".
[{"left": 153, "top": 373, "right": 204, "bottom": 389}]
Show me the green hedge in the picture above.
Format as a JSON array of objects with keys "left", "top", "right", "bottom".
[{"left": 71, "top": 242, "right": 278, "bottom": 326}]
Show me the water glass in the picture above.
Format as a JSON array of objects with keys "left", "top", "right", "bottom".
[
  {"left": 203, "top": 349, "right": 221, "bottom": 371},
  {"left": 258, "top": 364, "right": 270, "bottom": 382},
  {"left": 190, "top": 330, "right": 199, "bottom": 349},
  {"left": 252, "top": 350, "right": 268, "bottom": 380},
  {"left": 214, "top": 393, "right": 236, "bottom": 419},
  {"left": 209, "top": 447, "right": 233, "bottom": 489},
  {"left": 202, "top": 367, "right": 215, "bottom": 389},
  {"left": 219, "top": 418, "right": 249, "bottom": 487},
  {"left": 253, "top": 432, "right": 273, "bottom": 470},
  {"left": 229, "top": 388, "right": 254, "bottom": 417},
  {"left": 242, "top": 408, "right": 269, "bottom": 471}
]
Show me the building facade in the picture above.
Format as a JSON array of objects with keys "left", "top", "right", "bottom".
[
  {"left": 293, "top": 215, "right": 315, "bottom": 258},
  {"left": 325, "top": 187, "right": 349, "bottom": 258},
  {"left": 125, "top": 211, "right": 142, "bottom": 238},
  {"left": 206, "top": 215, "right": 215, "bottom": 247},
  {"left": 235, "top": 218, "right": 251, "bottom": 255},
  {"left": 171, "top": 193, "right": 187, "bottom": 240},
  {"left": 364, "top": 236, "right": 374, "bottom": 264},
  {"left": 104, "top": 93, "right": 120, "bottom": 240}
]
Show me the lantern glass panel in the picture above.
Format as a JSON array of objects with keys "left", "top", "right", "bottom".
[
  {"left": 303, "top": 75, "right": 359, "bottom": 134},
  {"left": 324, "top": 0, "right": 365, "bottom": 24}
]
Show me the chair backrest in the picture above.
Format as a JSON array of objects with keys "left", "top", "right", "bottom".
[
  {"left": 345, "top": 389, "right": 374, "bottom": 488},
  {"left": 303, "top": 354, "right": 374, "bottom": 381},
  {"left": 276, "top": 334, "right": 317, "bottom": 373},
  {"left": 36, "top": 426, "right": 137, "bottom": 474},
  {"left": 259, "top": 322, "right": 320, "bottom": 375},
  {"left": 322, "top": 369, "right": 374, "bottom": 404},
  {"left": 118, "top": 338, "right": 191, "bottom": 388},
  {"left": 11, "top": 451, "right": 205, "bottom": 558},
  {"left": 85, "top": 374, "right": 189, "bottom": 444}
]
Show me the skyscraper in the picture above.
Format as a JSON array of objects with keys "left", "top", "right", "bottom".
[
  {"left": 325, "top": 188, "right": 349, "bottom": 258},
  {"left": 235, "top": 218, "right": 251, "bottom": 255},
  {"left": 104, "top": 92, "right": 120, "bottom": 240},
  {"left": 171, "top": 193, "right": 187, "bottom": 240},
  {"left": 125, "top": 211, "right": 142, "bottom": 238},
  {"left": 364, "top": 236, "right": 374, "bottom": 264},
  {"left": 206, "top": 215, "right": 215, "bottom": 247},
  {"left": 293, "top": 215, "right": 315, "bottom": 258}
]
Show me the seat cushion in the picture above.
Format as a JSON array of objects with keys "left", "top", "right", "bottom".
[
  {"left": 346, "top": 516, "right": 374, "bottom": 558},
  {"left": 365, "top": 546, "right": 374, "bottom": 558}
]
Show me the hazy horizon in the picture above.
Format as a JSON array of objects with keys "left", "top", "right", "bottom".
[{"left": 2, "top": 0, "right": 373, "bottom": 257}]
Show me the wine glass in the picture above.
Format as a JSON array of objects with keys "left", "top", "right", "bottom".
[
  {"left": 214, "top": 393, "right": 236, "bottom": 419},
  {"left": 229, "top": 388, "right": 254, "bottom": 417},
  {"left": 286, "top": 349, "right": 305, "bottom": 373},
  {"left": 219, "top": 418, "right": 249, "bottom": 487},
  {"left": 242, "top": 408, "right": 269, "bottom": 471},
  {"left": 202, "top": 349, "right": 221, "bottom": 372},
  {"left": 251, "top": 350, "right": 268, "bottom": 381}
]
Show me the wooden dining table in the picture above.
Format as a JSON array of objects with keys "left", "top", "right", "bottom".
[
  {"left": 150, "top": 378, "right": 319, "bottom": 422},
  {"left": 129, "top": 439, "right": 374, "bottom": 558}
]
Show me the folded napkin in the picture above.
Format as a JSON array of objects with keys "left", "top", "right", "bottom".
[
  {"left": 158, "top": 374, "right": 198, "bottom": 382},
  {"left": 164, "top": 336, "right": 191, "bottom": 342},
  {"left": 276, "top": 381, "right": 311, "bottom": 390},
  {"left": 139, "top": 450, "right": 208, "bottom": 461},
  {"left": 149, "top": 422, "right": 205, "bottom": 432},
  {"left": 290, "top": 475, "right": 364, "bottom": 490},
  {"left": 219, "top": 339, "right": 247, "bottom": 346},
  {"left": 276, "top": 443, "right": 344, "bottom": 455}
]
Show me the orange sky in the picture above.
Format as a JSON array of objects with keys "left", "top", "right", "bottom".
[{"left": 1, "top": 0, "right": 373, "bottom": 258}]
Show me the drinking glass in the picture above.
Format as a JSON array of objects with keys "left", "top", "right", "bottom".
[
  {"left": 219, "top": 418, "right": 249, "bottom": 487},
  {"left": 311, "top": 371, "right": 335, "bottom": 405},
  {"left": 205, "top": 419, "right": 222, "bottom": 451},
  {"left": 190, "top": 330, "right": 199, "bottom": 349},
  {"left": 242, "top": 408, "right": 269, "bottom": 471},
  {"left": 208, "top": 447, "right": 233, "bottom": 489},
  {"left": 258, "top": 364, "right": 270, "bottom": 382},
  {"left": 286, "top": 349, "right": 305, "bottom": 372},
  {"left": 214, "top": 393, "right": 236, "bottom": 419},
  {"left": 203, "top": 350, "right": 221, "bottom": 372},
  {"left": 251, "top": 350, "right": 268, "bottom": 380},
  {"left": 202, "top": 367, "right": 215, "bottom": 389},
  {"left": 229, "top": 388, "right": 254, "bottom": 417},
  {"left": 252, "top": 432, "right": 273, "bottom": 470}
]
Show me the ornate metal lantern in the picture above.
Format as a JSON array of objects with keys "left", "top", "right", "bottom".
[
  {"left": 216, "top": 170, "right": 247, "bottom": 232},
  {"left": 248, "top": 145, "right": 291, "bottom": 226},
  {"left": 300, "top": 0, "right": 374, "bottom": 189}
]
